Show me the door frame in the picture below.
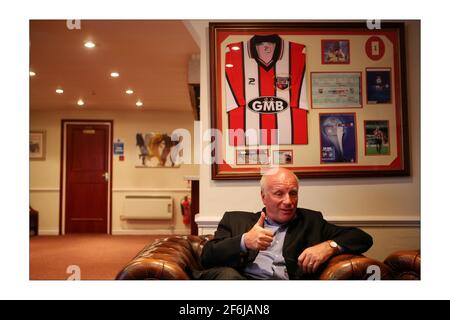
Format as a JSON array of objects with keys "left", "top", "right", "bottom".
[{"left": 59, "top": 119, "right": 114, "bottom": 235}]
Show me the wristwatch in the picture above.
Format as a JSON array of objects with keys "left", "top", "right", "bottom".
[{"left": 328, "top": 240, "right": 340, "bottom": 253}]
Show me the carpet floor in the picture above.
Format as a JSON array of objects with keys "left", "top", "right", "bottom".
[{"left": 29, "top": 234, "right": 168, "bottom": 280}]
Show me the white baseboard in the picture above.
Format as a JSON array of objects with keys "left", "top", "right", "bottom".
[{"left": 112, "top": 229, "right": 189, "bottom": 235}]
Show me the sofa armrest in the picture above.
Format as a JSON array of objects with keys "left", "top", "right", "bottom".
[
  {"left": 116, "top": 235, "right": 209, "bottom": 280},
  {"left": 383, "top": 250, "right": 420, "bottom": 280},
  {"left": 318, "top": 254, "right": 393, "bottom": 280}
]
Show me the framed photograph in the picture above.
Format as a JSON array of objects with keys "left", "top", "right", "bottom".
[
  {"left": 322, "top": 40, "right": 350, "bottom": 64},
  {"left": 30, "top": 130, "right": 46, "bottom": 160},
  {"left": 273, "top": 150, "right": 293, "bottom": 165},
  {"left": 209, "top": 22, "right": 409, "bottom": 179},
  {"left": 366, "top": 68, "right": 392, "bottom": 104},
  {"left": 364, "top": 120, "right": 390, "bottom": 155},
  {"left": 236, "top": 149, "right": 269, "bottom": 165}
]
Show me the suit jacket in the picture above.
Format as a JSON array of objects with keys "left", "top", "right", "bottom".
[{"left": 200, "top": 208, "right": 373, "bottom": 279}]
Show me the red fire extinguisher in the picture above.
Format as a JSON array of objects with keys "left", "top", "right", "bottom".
[{"left": 181, "top": 196, "right": 191, "bottom": 225}]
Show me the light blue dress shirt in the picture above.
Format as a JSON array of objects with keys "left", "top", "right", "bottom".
[{"left": 240, "top": 216, "right": 289, "bottom": 280}]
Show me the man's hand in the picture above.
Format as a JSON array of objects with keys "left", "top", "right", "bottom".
[
  {"left": 297, "top": 241, "right": 339, "bottom": 274},
  {"left": 243, "top": 212, "right": 274, "bottom": 251}
]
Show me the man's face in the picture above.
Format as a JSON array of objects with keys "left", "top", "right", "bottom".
[{"left": 261, "top": 172, "right": 298, "bottom": 224}]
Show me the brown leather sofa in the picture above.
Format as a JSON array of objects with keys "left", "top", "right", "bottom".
[
  {"left": 115, "top": 235, "right": 420, "bottom": 280},
  {"left": 383, "top": 250, "right": 421, "bottom": 280}
]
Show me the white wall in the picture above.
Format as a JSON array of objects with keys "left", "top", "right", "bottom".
[
  {"left": 189, "top": 20, "right": 420, "bottom": 261},
  {"left": 30, "top": 109, "right": 199, "bottom": 235}
]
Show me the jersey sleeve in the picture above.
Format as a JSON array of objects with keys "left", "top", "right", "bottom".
[
  {"left": 225, "top": 42, "right": 245, "bottom": 112},
  {"left": 289, "top": 43, "right": 309, "bottom": 111}
]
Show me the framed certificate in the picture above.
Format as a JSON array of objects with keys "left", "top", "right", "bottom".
[{"left": 311, "top": 72, "right": 362, "bottom": 109}]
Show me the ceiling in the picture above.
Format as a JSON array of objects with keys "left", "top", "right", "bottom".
[{"left": 29, "top": 20, "right": 199, "bottom": 112}]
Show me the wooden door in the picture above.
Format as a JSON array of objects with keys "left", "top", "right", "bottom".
[{"left": 65, "top": 124, "right": 109, "bottom": 233}]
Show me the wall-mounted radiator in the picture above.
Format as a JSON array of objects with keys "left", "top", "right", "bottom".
[{"left": 121, "top": 195, "right": 173, "bottom": 220}]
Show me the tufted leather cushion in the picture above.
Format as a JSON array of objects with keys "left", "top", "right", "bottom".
[
  {"left": 116, "top": 235, "right": 211, "bottom": 280},
  {"left": 383, "top": 250, "right": 420, "bottom": 280}
]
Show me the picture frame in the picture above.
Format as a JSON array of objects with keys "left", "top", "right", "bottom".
[
  {"left": 366, "top": 67, "right": 392, "bottom": 104},
  {"left": 30, "top": 130, "right": 46, "bottom": 160},
  {"left": 273, "top": 150, "right": 293, "bottom": 165},
  {"left": 311, "top": 72, "right": 362, "bottom": 109},
  {"left": 319, "top": 113, "right": 357, "bottom": 163},
  {"left": 364, "top": 120, "right": 390, "bottom": 156},
  {"left": 236, "top": 148, "right": 270, "bottom": 165},
  {"left": 209, "top": 22, "right": 409, "bottom": 179},
  {"left": 321, "top": 39, "right": 350, "bottom": 64}
]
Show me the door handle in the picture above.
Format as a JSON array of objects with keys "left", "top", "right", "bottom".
[{"left": 102, "top": 172, "right": 109, "bottom": 182}]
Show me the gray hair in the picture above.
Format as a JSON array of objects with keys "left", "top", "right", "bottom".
[{"left": 260, "top": 167, "right": 299, "bottom": 194}]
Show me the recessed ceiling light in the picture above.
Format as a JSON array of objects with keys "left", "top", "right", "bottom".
[
  {"left": 110, "top": 72, "right": 119, "bottom": 78},
  {"left": 84, "top": 41, "right": 96, "bottom": 48},
  {"left": 136, "top": 101, "right": 143, "bottom": 107},
  {"left": 77, "top": 99, "right": 85, "bottom": 106},
  {"left": 29, "top": 71, "right": 36, "bottom": 77},
  {"left": 126, "top": 89, "right": 134, "bottom": 95},
  {"left": 55, "top": 88, "right": 64, "bottom": 94},
  {"left": 225, "top": 64, "right": 234, "bottom": 68},
  {"left": 231, "top": 46, "right": 240, "bottom": 51}
]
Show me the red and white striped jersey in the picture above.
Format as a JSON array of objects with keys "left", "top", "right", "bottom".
[{"left": 225, "top": 34, "right": 309, "bottom": 146}]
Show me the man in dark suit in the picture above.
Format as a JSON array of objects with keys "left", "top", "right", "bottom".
[{"left": 198, "top": 167, "right": 373, "bottom": 280}]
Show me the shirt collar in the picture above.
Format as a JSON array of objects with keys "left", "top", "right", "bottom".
[{"left": 261, "top": 207, "right": 297, "bottom": 227}]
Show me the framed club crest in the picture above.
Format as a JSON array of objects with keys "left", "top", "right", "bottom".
[{"left": 209, "top": 22, "right": 409, "bottom": 179}]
